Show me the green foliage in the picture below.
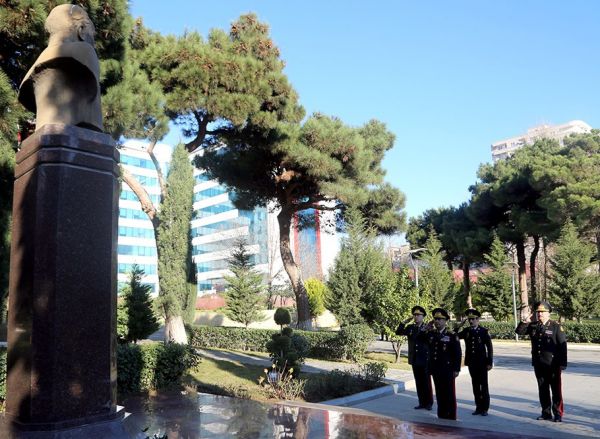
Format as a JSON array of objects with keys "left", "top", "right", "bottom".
[
  {"left": 304, "top": 278, "right": 327, "bottom": 317},
  {"left": 327, "top": 208, "right": 396, "bottom": 330},
  {"left": 274, "top": 307, "right": 291, "bottom": 328},
  {"left": 259, "top": 365, "right": 305, "bottom": 400},
  {"left": 188, "top": 325, "right": 373, "bottom": 361},
  {"left": 336, "top": 324, "right": 375, "bottom": 361},
  {"left": 116, "top": 298, "right": 129, "bottom": 343},
  {"left": 418, "top": 228, "right": 453, "bottom": 307},
  {"left": 475, "top": 235, "right": 514, "bottom": 320},
  {"left": 549, "top": 221, "right": 600, "bottom": 321},
  {"left": 156, "top": 145, "right": 195, "bottom": 321},
  {"left": 119, "top": 264, "right": 160, "bottom": 343},
  {"left": 303, "top": 362, "right": 386, "bottom": 403},
  {"left": 116, "top": 342, "right": 199, "bottom": 395},
  {"left": 223, "top": 240, "right": 265, "bottom": 328}
]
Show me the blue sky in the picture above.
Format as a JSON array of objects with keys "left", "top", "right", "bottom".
[{"left": 130, "top": 1, "right": 600, "bottom": 221}]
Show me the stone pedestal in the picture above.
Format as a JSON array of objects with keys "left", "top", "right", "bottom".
[{"left": 6, "top": 124, "right": 120, "bottom": 432}]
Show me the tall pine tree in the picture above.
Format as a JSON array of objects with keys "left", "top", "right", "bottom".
[
  {"left": 549, "top": 221, "right": 600, "bottom": 321},
  {"left": 223, "top": 240, "right": 265, "bottom": 328},
  {"left": 418, "top": 228, "right": 453, "bottom": 308},
  {"left": 156, "top": 144, "right": 195, "bottom": 342},
  {"left": 475, "top": 235, "right": 513, "bottom": 321}
]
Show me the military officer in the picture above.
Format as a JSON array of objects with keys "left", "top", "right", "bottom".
[
  {"left": 426, "top": 307, "right": 462, "bottom": 420},
  {"left": 515, "top": 301, "right": 567, "bottom": 422},
  {"left": 396, "top": 305, "right": 433, "bottom": 410},
  {"left": 456, "top": 308, "right": 493, "bottom": 416}
]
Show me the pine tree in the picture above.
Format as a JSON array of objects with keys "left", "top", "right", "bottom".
[
  {"left": 156, "top": 144, "right": 195, "bottom": 342},
  {"left": 120, "top": 264, "right": 160, "bottom": 343},
  {"left": 549, "top": 221, "right": 600, "bottom": 321},
  {"left": 223, "top": 240, "right": 265, "bottom": 328},
  {"left": 304, "top": 278, "right": 327, "bottom": 318},
  {"left": 475, "top": 235, "right": 514, "bottom": 321},
  {"left": 419, "top": 228, "right": 453, "bottom": 307}
]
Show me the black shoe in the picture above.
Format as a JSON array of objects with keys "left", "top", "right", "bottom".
[
  {"left": 554, "top": 416, "right": 562, "bottom": 423},
  {"left": 425, "top": 405, "right": 432, "bottom": 411},
  {"left": 537, "top": 415, "right": 552, "bottom": 421},
  {"left": 414, "top": 405, "right": 425, "bottom": 409},
  {"left": 480, "top": 411, "right": 488, "bottom": 416},
  {"left": 472, "top": 410, "right": 481, "bottom": 415}
]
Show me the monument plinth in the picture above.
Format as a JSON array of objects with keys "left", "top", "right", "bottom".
[{"left": 5, "top": 124, "right": 120, "bottom": 432}]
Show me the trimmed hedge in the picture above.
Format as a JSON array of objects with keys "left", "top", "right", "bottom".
[
  {"left": 117, "top": 342, "right": 199, "bottom": 395},
  {"left": 189, "top": 324, "right": 375, "bottom": 361},
  {"left": 481, "top": 321, "right": 600, "bottom": 343}
]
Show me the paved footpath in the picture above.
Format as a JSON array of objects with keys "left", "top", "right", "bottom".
[{"left": 354, "top": 339, "right": 600, "bottom": 438}]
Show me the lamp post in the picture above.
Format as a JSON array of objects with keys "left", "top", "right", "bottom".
[
  {"left": 404, "top": 248, "right": 426, "bottom": 289},
  {"left": 508, "top": 261, "right": 519, "bottom": 341}
]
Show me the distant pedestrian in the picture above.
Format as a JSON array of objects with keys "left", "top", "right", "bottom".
[
  {"left": 426, "top": 308, "right": 462, "bottom": 420},
  {"left": 456, "top": 308, "right": 493, "bottom": 416},
  {"left": 515, "top": 301, "right": 567, "bottom": 422},
  {"left": 396, "top": 305, "right": 433, "bottom": 410}
]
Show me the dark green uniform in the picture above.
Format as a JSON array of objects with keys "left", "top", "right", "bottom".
[
  {"left": 515, "top": 320, "right": 567, "bottom": 420},
  {"left": 396, "top": 321, "right": 433, "bottom": 409},
  {"left": 457, "top": 326, "right": 493, "bottom": 414},
  {"left": 426, "top": 327, "right": 462, "bottom": 420}
]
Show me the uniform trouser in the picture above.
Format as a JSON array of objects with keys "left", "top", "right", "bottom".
[
  {"left": 412, "top": 364, "right": 433, "bottom": 408},
  {"left": 468, "top": 365, "right": 490, "bottom": 412},
  {"left": 534, "top": 364, "right": 563, "bottom": 418},
  {"left": 431, "top": 372, "right": 457, "bottom": 420}
]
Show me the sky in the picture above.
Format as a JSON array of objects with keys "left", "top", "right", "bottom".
[{"left": 130, "top": 0, "right": 600, "bottom": 221}]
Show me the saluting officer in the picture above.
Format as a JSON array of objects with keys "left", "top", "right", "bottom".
[
  {"left": 426, "top": 308, "right": 462, "bottom": 420},
  {"left": 456, "top": 308, "right": 493, "bottom": 416},
  {"left": 515, "top": 301, "right": 567, "bottom": 422},
  {"left": 396, "top": 305, "right": 433, "bottom": 410}
]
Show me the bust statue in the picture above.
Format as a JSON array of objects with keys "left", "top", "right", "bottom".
[{"left": 18, "top": 4, "right": 103, "bottom": 132}]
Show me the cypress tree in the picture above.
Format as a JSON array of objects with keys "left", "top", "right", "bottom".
[
  {"left": 419, "top": 228, "right": 453, "bottom": 308},
  {"left": 156, "top": 144, "right": 195, "bottom": 342},
  {"left": 223, "top": 240, "right": 265, "bottom": 328}
]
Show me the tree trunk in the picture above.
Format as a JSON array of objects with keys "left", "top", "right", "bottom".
[
  {"left": 391, "top": 340, "right": 402, "bottom": 363},
  {"left": 530, "top": 235, "right": 540, "bottom": 301},
  {"left": 596, "top": 230, "right": 600, "bottom": 274},
  {"left": 462, "top": 260, "right": 472, "bottom": 308},
  {"left": 277, "top": 208, "right": 312, "bottom": 330},
  {"left": 164, "top": 314, "right": 188, "bottom": 344},
  {"left": 516, "top": 240, "right": 529, "bottom": 320}
]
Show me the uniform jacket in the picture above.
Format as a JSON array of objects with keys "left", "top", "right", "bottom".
[
  {"left": 396, "top": 322, "right": 429, "bottom": 367},
  {"left": 426, "top": 327, "right": 462, "bottom": 376},
  {"left": 515, "top": 320, "right": 567, "bottom": 368},
  {"left": 457, "top": 326, "right": 493, "bottom": 368}
]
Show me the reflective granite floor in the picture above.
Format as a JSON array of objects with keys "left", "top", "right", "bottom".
[{"left": 122, "top": 391, "right": 541, "bottom": 438}]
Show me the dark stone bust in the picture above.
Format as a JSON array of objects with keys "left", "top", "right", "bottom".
[{"left": 18, "top": 4, "right": 103, "bottom": 132}]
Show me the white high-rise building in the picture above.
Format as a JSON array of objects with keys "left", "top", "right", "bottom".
[{"left": 491, "top": 120, "right": 591, "bottom": 162}]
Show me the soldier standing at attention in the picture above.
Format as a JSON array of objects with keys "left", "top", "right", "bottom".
[
  {"left": 456, "top": 308, "right": 493, "bottom": 416},
  {"left": 426, "top": 308, "right": 462, "bottom": 420},
  {"left": 515, "top": 301, "right": 567, "bottom": 422},
  {"left": 396, "top": 305, "right": 433, "bottom": 410}
]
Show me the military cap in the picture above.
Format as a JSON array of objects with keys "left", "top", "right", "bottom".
[
  {"left": 411, "top": 305, "right": 426, "bottom": 316},
  {"left": 534, "top": 301, "right": 552, "bottom": 313},
  {"left": 465, "top": 308, "right": 481, "bottom": 318},
  {"left": 432, "top": 307, "right": 450, "bottom": 320}
]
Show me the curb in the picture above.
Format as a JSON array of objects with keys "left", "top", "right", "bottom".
[{"left": 321, "top": 382, "right": 404, "bottom": 407}]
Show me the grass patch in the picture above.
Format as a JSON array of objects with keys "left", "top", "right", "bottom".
[
  {"left": 186, "top": 357, "right": 387, "bottom": 403},
  {"left": 363, "top": 352, "right": 411, "bottom": 370}
]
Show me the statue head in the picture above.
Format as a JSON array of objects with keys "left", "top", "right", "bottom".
[{"left": 45, "top": 4, "right": 95, "bottom": 46}]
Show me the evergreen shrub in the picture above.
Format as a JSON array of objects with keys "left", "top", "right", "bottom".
[
  {"left": 189, "top": 325, "right": 374, "bottom": 360},
  {"left": 117, "top": 342, "right": 199, "bottom": 394}
]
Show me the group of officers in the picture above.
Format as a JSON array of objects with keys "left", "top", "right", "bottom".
[{"left": 396, "top": 301, "right": 567, "bottom": 422}]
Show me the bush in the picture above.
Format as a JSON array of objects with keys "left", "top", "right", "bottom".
[
  {"left": 189, "top": 325, "right": 374, "bottom": 361},
  {"left": 304, "top": 278, "right": 327, "bottom": 317},
  {"left": 482, "top": 321, "right": 600, "bottom": 343},
  {"left": 337, "top": 324, "right": 375, "bottom": 361},
  {"left": 117, "top": 342, "right": 199, "bottom": 395},
  {"left": 274, "top": 307, "right": 291, "bottom": 328}
]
